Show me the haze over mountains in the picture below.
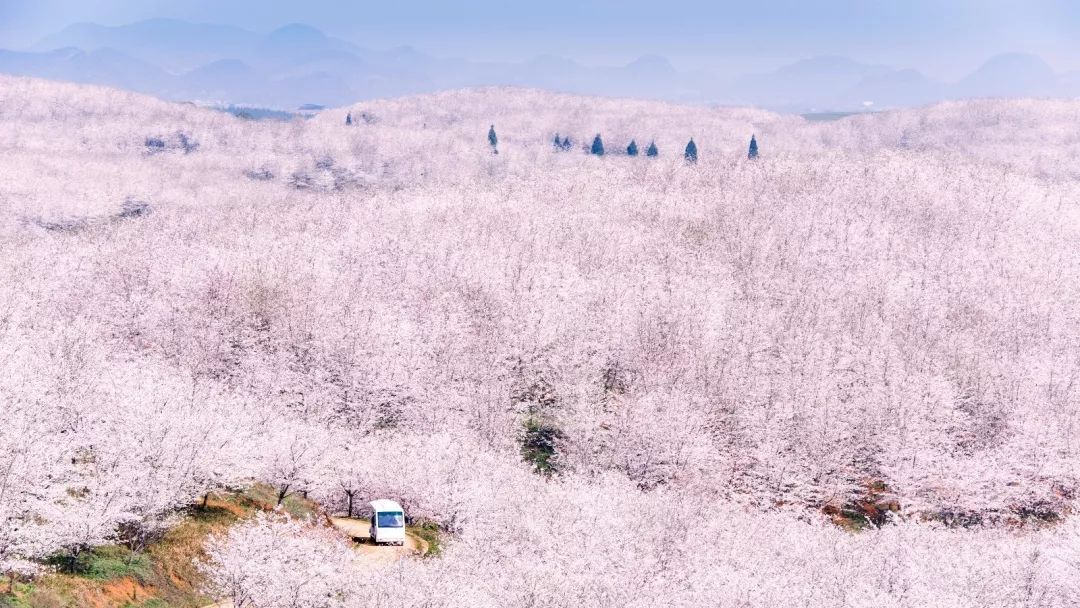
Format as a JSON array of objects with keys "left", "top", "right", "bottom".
[{"left": 1, "top": 18, "right": 1078, "bottom": 111}]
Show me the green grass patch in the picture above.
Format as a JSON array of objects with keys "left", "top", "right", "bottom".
[
  {"left": 45, "top": 546, "right": 153, "bottom": 581},
  {"left": 409, "top": 521, "right": 443, "bottom": 557},
  {"left": 2, "top": 580, "right": 78, "bottom": 608},
  {"left": 122, "top": 599, "right": 168, "bottom": 608},
  {"left": 240, "top": 485, "right": 321, "bottom": 520}
]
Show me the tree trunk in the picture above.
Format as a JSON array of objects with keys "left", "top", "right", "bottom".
[
  {"left": 202, "top": 492, "right": 210, "bottom": 509},
  {"left": 276, "top": 484, "right": 289, "bottom": 506},
  {"left": 346, "top": 491, "right": 354, "bottom": 518}
]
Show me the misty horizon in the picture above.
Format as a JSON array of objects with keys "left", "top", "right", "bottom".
[
  {"left": 3, "top": 1, "right": 1080, "bottom": 79},
  {"left": 1, "top": 16, "right": 1079, "bottom": 112},
  {"left": 4, "top": 15, "right": 1077, "bottom": 80}
]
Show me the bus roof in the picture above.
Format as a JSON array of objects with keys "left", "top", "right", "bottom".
[{"left": 369, "top": 499, "right": 403, "bottom": 513}]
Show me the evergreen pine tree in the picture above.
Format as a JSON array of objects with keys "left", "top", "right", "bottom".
[
  {"left": 553, "top": 133, "right": 562, "bottom": 150},
  {"left": 345, "top": 112, "right": 353, "bottom": 126},
  {"left": 748, "top": 135, "right": 759, "bottom": 160},
  {"left": 626, "top": 140, "right": 639, "bottom": 156},
  {"left": 684, "top": 138, "right": 698, "bottom": 163},
  {"left": 488, "top": 125, "right": 498, "bottom": 150},
  {"left": 561, "top": 137, "right": 572, "bottom": 151},
  {"left": 591, "top": 134, "right": 605, "bottom": 156},
  {"left": 646, "top": 141, "right": 659, "bottom": 157}
]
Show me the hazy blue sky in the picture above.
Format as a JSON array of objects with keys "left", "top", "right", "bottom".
[{"left": 2, "top": 0, "right": 1078, "bottom": 78}]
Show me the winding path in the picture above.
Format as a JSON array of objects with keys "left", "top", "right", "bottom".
[{"left": 329, "top": 516, "right": 428, "bottom": 566}]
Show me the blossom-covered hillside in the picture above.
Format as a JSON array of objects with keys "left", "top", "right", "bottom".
[{"left": 1, "top": 75, "right": 1079, "bottom": 607}]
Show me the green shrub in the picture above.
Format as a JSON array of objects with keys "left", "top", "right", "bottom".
[
  {"left": 521, "top": 417, "right": 562, "bottom": 475},
  {"left": 46, "top": 546, "right": 152, "bottom": 581}
]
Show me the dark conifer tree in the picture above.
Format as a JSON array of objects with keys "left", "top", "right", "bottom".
[
  {"left": 626, "top": 140, "right": 639, "bottom": 156},
  {"left": 684, "top": 138, "right": 698, "bottom": 163},
  {"left": 561, "top": 137, "right": 572, "bottom": 151},
  {"left": 553, "top": 133, "right": 562, "bottom": 149},
  {"left": 345, "top": 112, "right": 353, "bottom": 126},
  {"left": 646, "top": 141, "right": 659, "bottom": 157},
  {"left": 748, "top": 135, "right": 759, "bottom": 160},
  {"left": 591, "top": 134, "right": 605, "bottom": 156}
]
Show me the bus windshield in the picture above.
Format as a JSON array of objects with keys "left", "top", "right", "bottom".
[{"left": 377, "top": 511, "right": 405, "bottom": 528}]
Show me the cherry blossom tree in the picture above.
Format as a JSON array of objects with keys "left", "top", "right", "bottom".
[
  {"left": 201, "top": 512, "right": 359, "bottom": 608},
  {"left": 1, "top": 74, "right": 1080, "bottom": 605}
]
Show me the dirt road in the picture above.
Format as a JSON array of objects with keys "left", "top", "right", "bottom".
[{"left": 330, "top": 516, "right": 428, "bottom": 566}]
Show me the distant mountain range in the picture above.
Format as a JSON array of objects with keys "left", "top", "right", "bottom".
[{"left": 1, "top": 19, "right": 1078, "bottom": 111}]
